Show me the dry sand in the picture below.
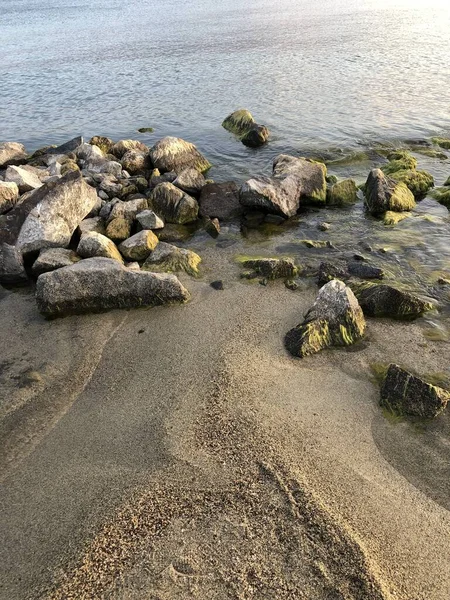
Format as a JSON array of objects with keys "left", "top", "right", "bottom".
[{"left": 0, "top": 250, "right": 449, "bottom": 600}]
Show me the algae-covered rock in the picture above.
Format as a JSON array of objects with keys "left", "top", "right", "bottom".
[
  {"left": 149, "top": 137, "right": 211, "bottom": 174},
  {"left": 326, "top": 179, "right": 358, "bottom": 206},
  {"left": 383, "top": 151, "right": 417, "bottom": 174},
  {"left": 431, "top": 137, "right": 450, "bottom": 150},
  {"left": 77, "top": 232, "right": 124, "bottom": 263},
  {"left": 241, "top": 125, "right": 270, "bottom": 148},
  {"left": 444, "top": 176, "right": 450, "bottom": 187},
  {"left": 32, "top": 248, "right": 80, "bottom": 276},
  {"left": 36, "top": 257, "right": 190, "bottom": 316},
  {"left": 387, "top": 169, "right": 434, "bottom": 199},
  {"left": 150, "top": 182, "right": 199, "bottom": 224},
  {"left": 285, "top": 279, "right": 366, "bottom": 358},
  {"left": 222, "top": 110, "right": 270, "bottom": 148},
  {"left": 108, "top": 198, "right": 148, "bottom": 222},
  {"left": 383, "top": 211, "right": 410, "bottom": 226},
  {"left": 142, "top": 242, "right": 201, "bottom": 276},
  {"left": 156, "top": 223, "right": 192, "bottom": 243},
  {"left": 380, "top": 364, "right": 449, "bottom": 418},
  {"left": 240, "top": 257, "right": 298, "bottom": 279},
  {"left": 352, "top": 283, "right": 432, "bottom": 319},
  {"left": 364, "top": 169, "right": 415, "bottom": 215},
  {"left": 105, "top": 217, "right": 131, "bottom": 243},
  {"left": 111, "top": 139, "right": 148, "bottom": 159},
  {"left": 118, "top": 230, "right": 159, "bottom": 261},
  {"left": 89, "top": 136, "right": 114, "bottom": 154},
  {"left": 430, "top": 187, "right": 450, "bottom": 207}
]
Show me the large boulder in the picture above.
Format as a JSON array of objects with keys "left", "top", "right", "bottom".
[
  {"left": 285, "top": 279, "right": 366, "bottom": 358},
  {"left": 5, "top": 165, "right": 43, "bottom": 194},
  {"left": 0, "top": 182, "right": 20, "bottom": 215},
  {"left": 149, "top": 137, "right": 211, "bottom": 174},
  {"left": 273, "top": 155, "right": 327, "bottom": 205},
  {"left": 0, "top": 142, "right": 27, "bottom": 167},
  {"left": 77, "top": 232, "right": 124, "bottom": 263},
  {"left": 0, "top": 243, "right": 28, "bottom": 284},
  {"left": 222, "top": 109, "right": 269, "bottom": 148},
  {"left": 173, "top": 168, "right": 206, "bottom": 195},
  {"left": 121, "top": 150, "right": 149, "bottom": 175},
  {"left": 118, "top": 230, "right": 159, "bottom": 261},
  {"left": 31, "top": 248, "right": 80, "bottom": 276},
  {"left": 16, "top": 171, "right": 97, "bottom": 255},
  {"left": 142, "top": 242, "right": 201, "bottom": 276},
  {"left": 364, "top": 169, "right": 416, "bottom": 215},
  {"left": 380, "top": 364, "right": 449, "bottom": 418},
  {"left": 35, "top": 257, "right": 190, "bottom": 317},
  {"left": 150, "top": 182, "right": 198, "bottom": 224},
  {"left": 199, "top": 181, "right": 242, "bottom": 220},
  {"left": 352, "top": 283, "right": 432, "bottom": 319}
]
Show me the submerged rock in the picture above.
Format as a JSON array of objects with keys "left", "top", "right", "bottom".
[
  {"left": 380, "top": 364, "right": 449, "bottom": 418},
  {"left": 32, "top": 248, "right": 80, "bottom": 276},
  {"left": 240, "top": 257, "right": 298, "bottom": 279},
  {"left": 285, "top": 279, "right": 366, "bottom": 358},
  {"left": 36, "top": 257, "right": 190, "bottom": 317},
  {"left": 142, "top": 241, "right": 201, "bottom": 276},
  {"left": 430, "top": 187, "right": 450, "bottom": 207},
  {"left": 222, "top": 109, "right": 269, "bottom": 148},
  {"left": 0, "top": 182, "right": 20, "bottom": 215},
  {"left": 0, "top": 142, "right": 27, "bottom": 167},
  {"left": 383, "top": 211, "right": 410, "bottom": 226},
  {"left": 150, "top": 182, "right": 199, "bottom": 224},
  {"left": 431, "top": 137, "right": 450, "bottom": 150},
  {"left": 77, "top": 232, "right": 124, "bottom": 263},
  {"left": 149, "top": 137, "right": 211, "bottom": 174},
  {"left": 118, "top": 230, "right": 159, "bottom": 261},
  {"left": 326, "top": 179, "right": 358, "bottom": 206},
  {"left": 364, "top": 169, "right": 415, "bottom": 215},
  {"left": 352, "top": 283, "right": 432, "bottom": 319}
]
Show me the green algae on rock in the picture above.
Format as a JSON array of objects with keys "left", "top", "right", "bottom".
[
  {"left": 88, "top": 136, "right": 114, "bottom": 154},
  {"left": 364, "top": 169, "right": 415, "bottom": 215},
  {"left": 351, "top": 282, "right": 433, "bottom": 320},
  {"left": 137, "top": 127, "right": 154, "bottom": 133},
  {"left": 431, "top": 137, "right": 450, "bottom": 150},
  {"left": 285, "top": 279, "right": 366, "bottom": 358},
  {"left": 222, "top": 109, "right": 269, "bottom": 147},
  {"left": 239, "top": 257, "right": 298, "bottom": 279},
  {"left": 383, "top": 211, "right": 411, "bottom": 226},
  {"left": 142, "top": 242, "right": 201, "bottom": 277},
  {"left": 383, "top": 151, "right": 417, "bottom": 174},
  {"left": 430, "top": 187, "right": 450, "bottom": 207},
  {"left": 387, "top": 169, "right": 434, "bottom": 199},
  {"left": 326, "top": 179, "right": 358, "bottom": 206}
]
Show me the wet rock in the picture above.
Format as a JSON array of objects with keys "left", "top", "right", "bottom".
[
  {"left": 240, "top": 257, "right": 298, "bottom": 279},
  {"left": 240, "top": 175, "right": 301, "bottom": 218},
  {"left": 264, "top": 214, "right": 285, "bottom": 225},
  {"left": 32, "top": 248, "right": 80, "bottom": 276},
  {"left": 222, "top": 109, "right": 269, "bottom": 147},
  {"left": 121, "top": 150, "right": 149, "bottom": 175},
  {"left": 36, "top": 257, "right": 189, "bottom": 317},
  {"left": 16, "top": 171, "right": 97, "bottom": 255},
  {"left": 89, "top": 136, "right": 114, "bottom": 154},
  {"left": 78, "top": 217, "right": 106, "bottom": 236},
  {"left": 364, "top": 169, "right": 415, "bottom": 215},
  {"left": 199, "top": 181, "right": 242, "bottom": 220},
  {"left": 111, "top": 139, "right": 148, "bottom": 159},
  {"left": 326, "top": 179, "right": 358, "bottom": 206},
  {"left": 77, "top": 232, "right": 124, "bottom": 263},
  {"left": 142, "top": 242, "right": 201, "bottom": 276},
  {"left": 352, "top": 283, "right": 433, "bottom": 319},
  {"left": 0, "top": 142, "right": 27, "bottom": 167},
  {"left": 136, "top": 209, "right": 164, "bottom": 230},
  {"left": 210, "top": 280, "right": 224, "bottom": 290},
  {"left": 173, "top": 168, "right": 206, "bottom": 195},
  {"left": 318, "top": 262, "right": 349, "bottom": 286},
  {"left": 0, "top": 182, "right": 20, "bottom": 215},
  {"left": 5, "top": 165, "right": 43, "bottom": 194},
  {"left": 388, "top": 169, "right": 434, "bottom": 199},
  {"left": 318, "top": 222, "right": 331, "bottom": 231},
  {"left": 380, "top": 364, "right": 449, "bottom": 418},
  {"left": 383, "top": 151, "right": 417, "bottom": 175},
  {"left": 149, "top": 137, "right": 211, "bottom": 174},
  {"left": 204, "top": 217, "right": 220, "bottom": 238},
  {"left": 431, "top": 137, "right": 450, "bottom": 150},
  {"left": 430, "top": 187, "right": 450, "bottom": 207},
  {"left": 347, "top": 261, "right": 384, "bottom": 280},
  {"left": 285, "top": 279, "right": 366, "bottom": 358},
  {"left": 241, "top": 124, "right": 270, "bottom": 148},
  {"left": 118, "top": 230, "right": 159, "bottom": 261},
  {"left": 105, "top": 217, "right": 131, "bottom": 243},
  {"left": 383, "top": 211, "right": 410, "bottom": 226},
  {"left": 0, "top": 243, "right": 28, "bottom": 284},
  {"left": 444, "top": 176, "right": 450, "bottom": 187},
  {"left": 301, "top": 240, "right": 333, "bottom": 249},
  {"left": 150, "top": 182, "right": 198, "bottom": 224}
]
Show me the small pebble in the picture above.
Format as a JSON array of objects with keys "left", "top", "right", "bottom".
[
  {"left": 318, "top": 222, "right": 330, "bottom": 231},
  {"left": 138, "top": 328, "right": 145, "bottom": 334},
  {"left": 285, "top": 279, "right": 299, "bottom": 291},
  {"left": 210, "top": 280, "right": 224, "bottom": 290}
]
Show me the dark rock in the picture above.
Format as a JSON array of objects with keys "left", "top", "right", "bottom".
[
  {"left": 136, "top": 209, "right": 164, "bottom": 230},
  {"left": 347, "top": 261, "right": 384, "bottom": 280},
  {"left": 364, "top": 169, "right": 415, "bottom": 215},
  {"left": 45, "top": 136, "right": 83, "bottom": 156},
  {"left": 380, "top": 364, "right": 449, "bottom": 418},
  {"left": 204, "top": 217, "right": 220, "bottom": 238},
  {"left": 198, "top": 182, "right": 242, "bottom": 221},
  {"left": 210, "top": 280, "right": 224, "bottom": 290},
  {"left": 241, "top": 125, "right": 270, "bottom": 148},
  {"left": 156, "top": 223, "right": 193, "bottom": 243},
  {"left": 352, "top": 283, "right": 433, "bottom": 319},
  {"left": 149, "top": 137, "right": 211, "bottom": 174},
  {"left": 32, "top": 248, "right": 80, "bottom": 276},
  {"left": 222, "top": 110, "right": 269, "bottom": 147},
  {"left": 240, "top": 257, "right": 297, "bottom": 279},
  {"left": 0, "top": 243, "right": 28, "bottom": 284}
]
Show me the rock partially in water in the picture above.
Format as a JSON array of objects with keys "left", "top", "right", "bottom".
[
  {"left": 383, "top": 211, "right": 410, "bottom": 226},
  {"left": 150, "top": 182, "right": 199, "bottom": 224},
  {"left": 352, "top": 283, "right": 433, "bottom": 319},
  {"left": 431, "top": 137, "right": 450, "bottom": 150},
  {"left": 364, "top": 168, "right": 415, "bottom": 215},
  {"left": 0, "top": 243, "right": 28, "bottom": 284},
  {"left": 118, "top": 230, "right": 159, "bottom": 261},
  {"left": 45, "top": 136, "right": 83, "bottom": 156},
  {"left": 381, "top": 151, "right": 434, "bottom": 199},
  {"left": 241, "top": 124, "right": 270, "bottom": 148},
  {"left": 204, "top": 217, "right": 221, "bottom": 238},
  {"left": 142, "top": 242, "right": 201, "bottom": 276},
  {"left": 222, "top": 109, "right": 269, "bottom": 147},
  {"left": 136, "top": 209, "right": 164, "bottom": 230},
  {"left": 173, "top": 168, "right": 206, "bottom": 195},
  {"left": 285, "top": 279, "right": 366, "bottom": 358},
  {"left": 149, "top": 137, "right": 211, "bottom": 174},
  {"left": 0, "top": 182, "right": 20, "bottom": 215},
  {"left": 383, "top": 151, "right": 417, "bottom": 174},
  {"left": 444, "top": 176, "right": 450, "bottom": 187},
  {"left": 0, "top": 142, "right": 27, "bottom": 167},
  {"left": 240, "top": 257, "right": 298, "bottom": 279},
  {"left": 36, "top": 257, "right": 190, "bottom": 317},
  {"left": 318, "top": 261, "right": 384, "bottom": 286},
  {"left": 5, "top": 165, "right": 43, "bottom": 194},
  {"left": 32, "top": 248, "right": 80, "bottom": 276},
  {"left": 326, "top": 179, "right": 358, "bottom": 206},
  {"left": 380, "top": 364, "right": 449, "bottom": 418},
  {"left": 77, "top": 231, "right": 124, "bottom": 263},
  {"left": 16, "top": 171, "right": 98, "bottom": 255},
  {"left": 430, "top": 187, "right": 450, "bottom": 207}
]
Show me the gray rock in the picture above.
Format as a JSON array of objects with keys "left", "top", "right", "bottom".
[
  {"left": 108, "top": 198, "right": 148, "bottom": 223},
  {"left": 380, "top": 364, "right": 449, "bottom": 418},
  {"left": 0, "top": 243, "right": 28, "bottom": 284},
  {"left": 352, "top": 283, "right": 432, "bottom": 319},
  {"left": 173, "top": 168, "right": 206, "bottom": 195},
  {"left": 78, "top": 217, "right": 106, "bottom": 236},
  {"left": 0, "top": 182, "right": 20, "bottom": 215},
  {"left": 18, "top": 164, "right": 50, "bottom": 182},
  {"left": 199, "top": 181, "right": 242, "bottom": 220},
  {"left": 136, "top": 209, "right": 164, "bottom": 230},
  {"left": 318, "top": 261, "right": 384, "bottom": 286},
  {"left": 111, "top": 140, "right": 148, "bottom": 159},
  {"left": 121, "top": 150, "right": 149, "bottom": 175},
  {"left": 150, "top": 182, "right": 199, "bottom": 224},
  {"left": 77, "top": 232, "right": 124, "bottom": 263},
  {"left": 0, "top": 142, "right": 27, "bottom": 167},
  {"left": 272, "top": 155, "right": 327, "bottom": 205},
  {"left": 142, "top": 242, "right": 201, "bottom": 276},
  {"left": 149, "top": 137, "right": 211, "bottom": 174},
  {"left": 285, "top": 279, "right": 366, "bottom": 357},
  {"left": 45, "top": 136, "right": 83, "bottom": 155},
  {"left": 75, "top": 142, "right": 104, "bottom": 162},
  {"left": 36, "top": 257, "right": 190, "bottom": 317},
  {"left": 364, "top": 169, "right": 416, "bottom": 215},
  {"left": 16, "top": 171, "right": 97, "bottom": 255},
  {"left": 118, "top": 230, "right": 159, "bottom": 261},
  {"left": 5, "top": 165, "right": 43, "bottom": 193},
  {"left": 32, "top": 247, "right": 80, "bottom": 275}
]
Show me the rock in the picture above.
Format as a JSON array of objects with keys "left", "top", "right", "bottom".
[
  {"left": 0, "top": 243, "right": 28, "bottom": 284},
  {"left": 77, "top": 232, "right": 124, "bottom": 263},
  {"left": 347, "top": 261, "right": 384, "bottom": 280},
  {"left": 149, "top": 137, "right": 211, "bottom": 174},
  {"left": 240, "top": 175, "right": 301, "bottom": 218},
  {"left": 118, "top": 230, "right": 159, "bottom": 261},
  {"left": 142, "top": 242, "right": 201, "bottom": 276},
  {"left": 150, "top": 182, "right": 199, "bottom": 224},
  {"left": 273, "top": 155, "right": 327, "bottom": 206},
  {"left": 20, "top": 164, "right": 50, "bottom": 181},
  {"left": 383, "top": 211, "right": 410, "bottom": 226},
  {"left": 199, "top": 181, "right": 242, "bottom": 220},
  {"left": 46, "top": 136, "right": 83, "bottom": 156},
  {"left": 173, "top": 168, "right": 206, "bottom": 195},
  {"left": 121, "top": 150, "right": 149, "bottom": 175},
  {"left": 0, "top": 142, "right": 27, "bottom": 167},
  {"left": 105, "top": 218, "right": 132, "bottom": 243},
  {"left": 241, "top": 125, "right": 270, "bottom": 148},
  {"left": 136, "top": 209, "right": 164, "bottom": 230},
  {"left": 380, "top": 364, "right": 449, "bottom": 418},
  {"left": 210, "top": 280, "right": 224, "bottom": 290},
  {"left": 364, "top": 169, "right": 416, "bottom": 215},
  {"left": 387, "top": 169, "right": 434, "bottom": 199},
  {"left": 222, "top": 109, "right": 269, "bottom": 147},
  {"left": 352, "top": 283, "right": 433, "bottom": 319},
  {"left": 318, "top": 260, "right": 385, "bottom": 287},
  {"left": 156, "top": 223, "right": 192, "bottom": 243},
  {"left": 60, "top": 159, "right": 80, "bottom": 176},
  {"left": 108, "top": 198, "right": 148, "bottom": 222},
  {"left": 32, "top": 248, "right": 80, "bottom": 275},
  {"left": 36, "top": 257, "right": 189, "bottom": 316},
  {"left": 318, "top": 222, "right": 330, "bottom": 231},
  {"left": 204, "top": 217, "right": 220, "bottom": 238},
  {"left": 5, "top": 165, "right": 42, "bottom": 194},
  {"left": 16, "top": 171, "right": 97, "bottom": 255},
  {"left": 301, "top": 240, "right": 333, "bottom": 249},
  {"left": 137, "top": 127, "right": 154, "bottom": 133},
  {"left": 444, "top": 176, "right": 450, "bottom": 187},
  {"left": 285, "top": 279, "right": 299, "bottom": 291},
  {"left": 240, "top": 258, "right": 298, "bottom": 279},
  {"left": 431, "top": 137, "right": 450, "bottom": 150},
  {"left": 326, "top": 179, "right": 358, "bottom": 206},
  {"left": 430, "top": 187, "right": 450, "bottom": 207},
  {"left": 89, "top": 136, "right": 114, "bottom": 154},
  {"left": 78, "top": 217, "right": 106, "bottom": 236},
  {"left": 264, "top": 214, "right": 285, "bottom": 225},
  {"left": 285, "top": 280, "right": 366, "bottom": 358},
  {"left": 75, "top": 143, "right": 105, "bottom": 162},
  {"left": 383, "top": 151, "right": 417, "bottom": 174},
  {"left": 0, "top": 182, "right": 20, "bottom": 215},
  {"left": 111, "top": 140, "right": 148, "bottom": 159}
]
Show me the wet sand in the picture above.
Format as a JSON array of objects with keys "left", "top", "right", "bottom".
[{"left": 1, "top": 244, "right": 449, "bottom": 600}]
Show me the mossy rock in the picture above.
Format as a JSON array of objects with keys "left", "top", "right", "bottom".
[
  {"left": 60, "top": 159, "right": 80, "bottom": 175},
  {"left": 444, "top": 176, "right": 450, "bottom": 187},
  {"left": 383, "top": 151, "right": 417, "bottom": 175},
  {"left": 412, "top": 147, "right": 448, "bottom": 160},
  {"left": 431, "top": 137, "right": 450, "bottom": 150},
  {"left": 351, "top": 282, "right": 433, "bottom": 320},
  {"left": 326, "top": 179, "right": 358, "bottom": 206},
  {"left": 239, "top": 257, "right": 298, "bottom": 279},
  {"left": 142, "top": 242, "right": 201, "bottom": 277},
  {"left": 383, "top": 211, "right": 410, "bottom": 226},
  {"left": 222, "top": 109, "right": 255, "bottom": 136},
  {"left": 326, "top": 174, "right": 338, "bottom": 185},
  {"left": 137, "top": 127, "right": 154, "bottom": 133},
  {"left": 387, "top": 169, "right": 434, "bottom": 199},
  {"left": 89, "top": 136, "right": 114, "bottom": 154},
  {"left": 430, "top": 187, "right": 450, "bottom": 207}
]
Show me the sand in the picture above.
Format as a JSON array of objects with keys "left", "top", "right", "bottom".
[{"left": 0, "top": 251, "right": 449, "bottom": 600}]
